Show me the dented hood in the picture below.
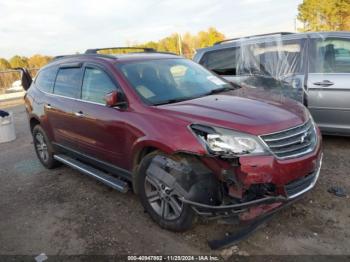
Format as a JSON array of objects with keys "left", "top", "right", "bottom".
[{"left": 157, "top": 88, "right": 309, "bottom": 136}]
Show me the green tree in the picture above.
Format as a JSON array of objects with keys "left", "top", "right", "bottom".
[
  {"left": 158, "top": 34, "right": 180, "bottom": 53},
  {"left": 195, "top": 27, "right": 225, "bottom": 48},
  {"left": 0, "top": 58, "right": 11, "bottom": 70},
  {"left": 9, "top": 55, "right": 29, "bottom": 68},
  {"left": 28, "top": 54, "right": 52, "bottom": 68},
  {"left": 298, "top": 0, "right": 350, "bottom": 31},
  {"left": 133, "top": 27, "right": 225, "bottom": 58},
  {"left": 182, "top": 32, "right": 196, "bottom": 58}
]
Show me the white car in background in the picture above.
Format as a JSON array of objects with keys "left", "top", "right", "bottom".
[{"left": 6, "top": 80, "right": 24, "bottom": 93}]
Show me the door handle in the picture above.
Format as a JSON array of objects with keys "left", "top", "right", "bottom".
[
  {"left": 74, "top": 111, "right": 85, "bottom": 117},
  {"left": 313, "top": 80, "right": 334, "bottom": 87}
]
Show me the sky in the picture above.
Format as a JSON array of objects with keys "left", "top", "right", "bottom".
[{"left": 0, "top": 0, "right": 303, "bottom": 59}]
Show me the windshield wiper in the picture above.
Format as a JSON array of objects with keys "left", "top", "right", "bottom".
[
  {"left": 153, "top": 86, "right": 238, "bottom": 106},
  {"left": 153, "top": 97, "right": 191, "bottom": 106},
  {"left": 204, "top": 86, "right": 236, "bottom": 96}
]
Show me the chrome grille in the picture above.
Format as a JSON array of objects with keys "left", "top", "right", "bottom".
[{"left": 260, "top": 120, "right": 317, "bottom": 159}]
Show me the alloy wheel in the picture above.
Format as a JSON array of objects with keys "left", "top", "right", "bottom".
[
  {"left": 144, "top": 173, "right": 183, "bottom": 220},
  {"left": 35, "top": 133, "right": 49, "bottom": 163}
]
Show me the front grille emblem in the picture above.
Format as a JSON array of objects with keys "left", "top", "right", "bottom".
[{"left": 300, "top": 132, "right": 307, "bottom": 143}]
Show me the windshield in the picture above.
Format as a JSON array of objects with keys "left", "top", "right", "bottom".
[{"left": 117, "top": 58, "right": 233, "bottom": 105}]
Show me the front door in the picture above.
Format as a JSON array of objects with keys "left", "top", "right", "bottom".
[
  {"left": 307, "top": 37, "right": 350, "bottom": 134},
  {"left": 70, "top": 65, "right": 130, "bottom": 170}
]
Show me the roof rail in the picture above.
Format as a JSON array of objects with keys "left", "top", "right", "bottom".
[
  {"left": 52, "top": 50, "right": 178, "bottom": 62},
  {"left": 52, "top": 53, "right": 116, "bottom": 61},
  {"left": 85, "top": 47, "right": 156, "bottom": 54},
  {"left": 214, "top": 32, "right": 295, "bottom": 45}
]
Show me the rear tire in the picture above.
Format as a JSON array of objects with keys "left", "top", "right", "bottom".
[
  {"left": 136, "top": 151, "right": 195, "bottom": 232},
  {"left": 32, "top": 125, "right": 60, "bottom": 169}
]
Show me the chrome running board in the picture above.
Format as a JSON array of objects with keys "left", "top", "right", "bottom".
[{"left": 54, "top": 154, "right": 129, "bottom": 193}]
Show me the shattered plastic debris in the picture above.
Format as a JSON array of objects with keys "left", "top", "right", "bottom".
[
  {"left": 35, "top": 253, "right": 48, "bottom": 262},
  {"left": 328, "top": 186, "right": 347, "bottom": 198}
]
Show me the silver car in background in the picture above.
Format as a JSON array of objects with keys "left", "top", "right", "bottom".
[{"left": 193, "top": 31, "right": 350, "bottom": 136}]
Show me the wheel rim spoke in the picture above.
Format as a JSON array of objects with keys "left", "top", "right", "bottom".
[
  {"left": 168, "top": 196, "right": 182, "bottom": 217},
  {"left": 35, "top": 133, "right": 49, "bottom": 162},
  {"left": 160, "top": 200, "right": 166, "bottom": 219},
  {"left": 147, "top": 191, "right": 161, "bottom": 203},
  {"left": 163, "top": 202, "right": 170, "bottom": 219},
  {"left": 36, "top": 134, "right": 43, "bottom": 144},
  {"left": 43, "top": 151, "right": 49, "bottom": 161},
  {"left": 145, "top": 175, "right": 160, "bottom": 190}
]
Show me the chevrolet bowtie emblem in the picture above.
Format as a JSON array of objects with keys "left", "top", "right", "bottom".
[{"left": 300, "top": 133, "right": 307, "bottom": 143}]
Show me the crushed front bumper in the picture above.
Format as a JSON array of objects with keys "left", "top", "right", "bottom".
[{"left": 181, "top": 153, "right": 323, "bottom": 220}]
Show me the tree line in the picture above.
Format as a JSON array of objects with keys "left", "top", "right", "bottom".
[
  {"left": 132, "top": 27, "right": 225, "bottom": 58},
  {"left": 0, "top": 54, "right": 52, "bottom": 71}
]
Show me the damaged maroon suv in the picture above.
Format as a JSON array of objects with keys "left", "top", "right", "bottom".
[{"left": 23, "top": 47, "right": 322, "bottom": 238}]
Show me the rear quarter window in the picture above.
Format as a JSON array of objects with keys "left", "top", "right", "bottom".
[
  {"left": 35, "top": 67, "right": 57, "bottom": 93},
  {"left": 53, "top": 67, "right": 83, "bottom": 98}
]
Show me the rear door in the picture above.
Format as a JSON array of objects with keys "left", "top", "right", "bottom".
[
  {"left": 31, "top": 66, "right": 57, "bottom": 140},
  {"left": 50, "top": 64, "right": 84, "bottom": 150},
  {"left": 307, "top": 37, "right": 350, "bottom": 134}
]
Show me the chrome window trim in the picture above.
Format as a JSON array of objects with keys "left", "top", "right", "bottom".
[
  {"left": 37, "top": 86, "right": 106, "bottom": 107},
  {"left": 37, "top": 62, "right": 124, "bottom": 107}
]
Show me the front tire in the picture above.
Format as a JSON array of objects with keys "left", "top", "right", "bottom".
[
  {"left": 137, "top": 151, "right": 195, "bottom": 232},
  {"left": 32, "top": 125, "right": 60, "bottom": 169}
]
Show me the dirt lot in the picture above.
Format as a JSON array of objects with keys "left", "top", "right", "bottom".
[{"left": 0, "top": 103, "right": 349, "bottom": 259}]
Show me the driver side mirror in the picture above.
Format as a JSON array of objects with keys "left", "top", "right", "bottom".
[{"left": 104, "top": 91, "right": 127, "bottom": 109}]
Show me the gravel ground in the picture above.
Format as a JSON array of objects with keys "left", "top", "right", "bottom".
[{"left": 0, "top": 104, "right": 349, "bottom": 259}]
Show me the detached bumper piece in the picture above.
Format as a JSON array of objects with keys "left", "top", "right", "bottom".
[
  {"left": 208, "top": 212, "right": 275, "bottom": 250},
  {"left": 181, "top": 195, "right": 285, "bottom": 218},
  {"left": 207, "top": 199, "right": 297, "bottom": 250}
]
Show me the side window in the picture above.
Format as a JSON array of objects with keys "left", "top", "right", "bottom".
[
  {"left": 200, "top": 48, "right": 238, "bottom": 76},
  {"left": 312, "top": 38, "right": 350, "bottom": 73},
  {"left": 54, "top": 68, "right": 82, "bottom": 98},
  {"left": 35, "top": 67, "right": 57, "bottom": 93},
  {"left": 243, "top": 39, "right": 304, "bottom": 76},
  {"left": 81, "top": 68, "right": 117, "bottom": 104}
]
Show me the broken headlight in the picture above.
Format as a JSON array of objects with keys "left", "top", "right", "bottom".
[{"left": 191, "top": 124, "right": 268, "bottom": 157}]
